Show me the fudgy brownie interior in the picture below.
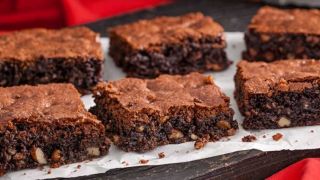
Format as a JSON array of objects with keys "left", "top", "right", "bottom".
[{"left": 91, "top": 73, "right": 238, "bottom": 152}]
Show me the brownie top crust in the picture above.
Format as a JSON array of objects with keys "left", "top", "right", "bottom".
[
  {"left": 249, "top": 6, "right": 320, "bottom": 35},
  {"left": 95, "top": 72, "right": 229, "bottom": 115},
  {"left": 0, "top": 27, "right": 103, "bottom": 61},
  {"left": 0, "top": 84, "right": 99, "bottom": 126},
  {"left": 109, "top": 12, "right": 225, "bottom": 50},
  {"left": 237, "top": 60, "right": 320, "bottom": 94}
]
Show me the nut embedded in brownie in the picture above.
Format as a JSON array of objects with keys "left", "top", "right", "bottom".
[
  {"left": 0, "top": 27, "right": 104, "bottom": 94},
  {"left": 0, "top": 84, "right": 110, "bottom": 175},
  {"left": 90, "top": 72, "right": 238, "bottom": 152},
  {"left": 108, "top": 12, "right": 230, "bottom": 78},
  {"left": 235, "top": 60, "right": 320, "bottom": 129},
  {"left": 243, "top": 6, "right": 320, "bottom": 62}
]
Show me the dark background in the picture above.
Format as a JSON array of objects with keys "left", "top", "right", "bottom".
[{"left": 86, "top": 0, "right": 263, "bottom": 36}]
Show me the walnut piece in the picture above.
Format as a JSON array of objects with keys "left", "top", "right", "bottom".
[
  {"left": 86, "top": 147, "right": 100, "bottom": 156},
  {"left": 169, "top": 129, "right": 184, "bottom": 139},
  {"left": 277, "top": 117, "right": 291, "bottom": 127},
  {"left": 139, "top": 159, "right": 149, "bottom": 164},
  {"left": 31, "top": 147, "right": 47, "bottom": 164},
  {"left": 217, "top": 120, "right": 231, "bottom": 129},
  {"left": 136, "top": 125, "right": 145, "bottom": 132},
  {"left": 51, "top": 149, "right": 62, "bottom": 162},
  {"left": 158, "top": 152, "right": 165, "bottom": 159},
  {"left": 272, "top": 133, "right": 283, "bottom": 141},
  {"left": 194, "top": 135, "right": 210, "bottom": 150},
  {"left": 190, "top": 133, "right": 198, "bottom": 140}
]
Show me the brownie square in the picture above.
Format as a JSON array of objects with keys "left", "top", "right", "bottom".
[
  {"left": 0, "top": 27, "right": 104, "bottom": 94},
  {"left": 0, "top": 84, "right": 110, "bottom": 175},
  {"left": 90, "top": 73, "right": 238, "bottom": 152},
  {"left": 243, "top": 6, "right": 320, "bottom": 62},
  {"left": 235, "top": 60, "right": 320, "bottom": 129},
  {"left": 109, "top": 12, "right": 230, "bottom": 78}
]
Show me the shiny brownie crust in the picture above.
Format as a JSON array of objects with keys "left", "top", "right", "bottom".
[
  {"left": 108, "top": 13, "right": 230, "bottom": 78},
  {"left": 235, "top": 60, "right": 320, "bottom": 129},
  {"left": 90, "top": 73, "right": 238, "bottom": 152},
  {"left": 0, "top": 84, "right": 110, "bottom": 175}
]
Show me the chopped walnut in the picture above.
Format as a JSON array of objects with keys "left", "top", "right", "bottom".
[
  {"left": 216, "top": 120, "right": 231, "bottom": 129},
  {"left": 51, "top": 149, "right": 62, "bottom": 162},
  {"left": 242, "top": 135, "right": 257, "bottom": 142},
  {"left": 31, "top": 147, "right": 47, "bottom": 164},
  {"left": 194, "top": 135, "right": 210, "bottom": 150},
  {"left": 277, "top": 117, "right": 291, "bottom": 127},
  {"left": 169, "top": 129, "right": 184, "bottom": 139},
  {"left": 158, "top": 152, "right": 165, "bottom": 159},
  {"left": 139, "top": 159, "right": 149, "bottom": 164},
  {"left": 272, "top": 133, "right": 283, "bottom": 141}
]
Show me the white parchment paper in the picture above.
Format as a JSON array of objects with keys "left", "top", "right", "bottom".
[{"left": 3, "top": 32, "right": 320, "bottom": 180}]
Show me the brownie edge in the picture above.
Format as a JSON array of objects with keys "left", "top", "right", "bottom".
[{"left": 90, "top": 73, "right": 238, "bottom": 152}]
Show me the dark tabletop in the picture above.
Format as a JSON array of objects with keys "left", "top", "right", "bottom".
[{"left": 75, "top": 0, "right": 320, "bottom": 179}]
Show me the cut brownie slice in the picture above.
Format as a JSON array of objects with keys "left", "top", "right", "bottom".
[
  {"left": 235, "top": 60, "right": 320, "bottom": 129},
  {"left": 109, "top": 12, "right": 230, "bottom": 78},
  {"left": 90, "top": 73, "right": 238, "bottom": 152},
  {"left": 0, "top": 84, "right": 110, "bottom": 175},
  {"left": 0, "top": 27, "right": 104, "bottom": 94},
  {"left": 243, "top": 6, "right": 320, "bottom": 62}
]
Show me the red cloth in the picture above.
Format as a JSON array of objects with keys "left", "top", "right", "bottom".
[
  {"left": 268, "top": 158, "right": 320, "bottom": 180},
  {"left": 0, "top": 0, "right": 171, "bottom": 31}
]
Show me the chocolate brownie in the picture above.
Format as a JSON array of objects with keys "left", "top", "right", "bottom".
[
  {"left": 0, "top": 84, "right": 110, "bottom": 175},
  {"left": 90, "top": 73, "right": 238, "bottom": 152},
  {"left": 0, "top": 27, "right": 104, "bottom": 94},
  {"left": 109, "top": 12, "right": 230, "bottom": 78},
  {"left": 235, "top": 60, "right": 320, "bottom": 129},
  {"left": 243, "top": 6, "right": 320, "bottom": 62}
]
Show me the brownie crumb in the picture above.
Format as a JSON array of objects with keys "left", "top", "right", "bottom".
[
  {"left": 311, "top": 130, "right": 314, "bottom": 133},
  {"left": 47, "top": 170, "right": 51, "bottom": 174},
  {"left": 262, "top": 135, "right": 266, "bottom": 138},
  {"left": 139, "top": 159, "right": 149, "bottom": 164},
  {"left": 158, "top": 152, "right": 165, "bottom": 159},
  {"left": 242, "top": 135, "right": 257, "bottom": 142},
  {"left": 272, "top": 133, "right": 283, "bottom": 141},
  {"left": 50, "top": 163, "right": 60, "bottom": 169},
  {"left": 77, "top": 165, "right": 81, "bottom": 169},
  {"left": 194, "top": 135, "right": 210, "bottom": 150},
  {"left": 23, "top": 173, "right": 26, "bottom": 175}
]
